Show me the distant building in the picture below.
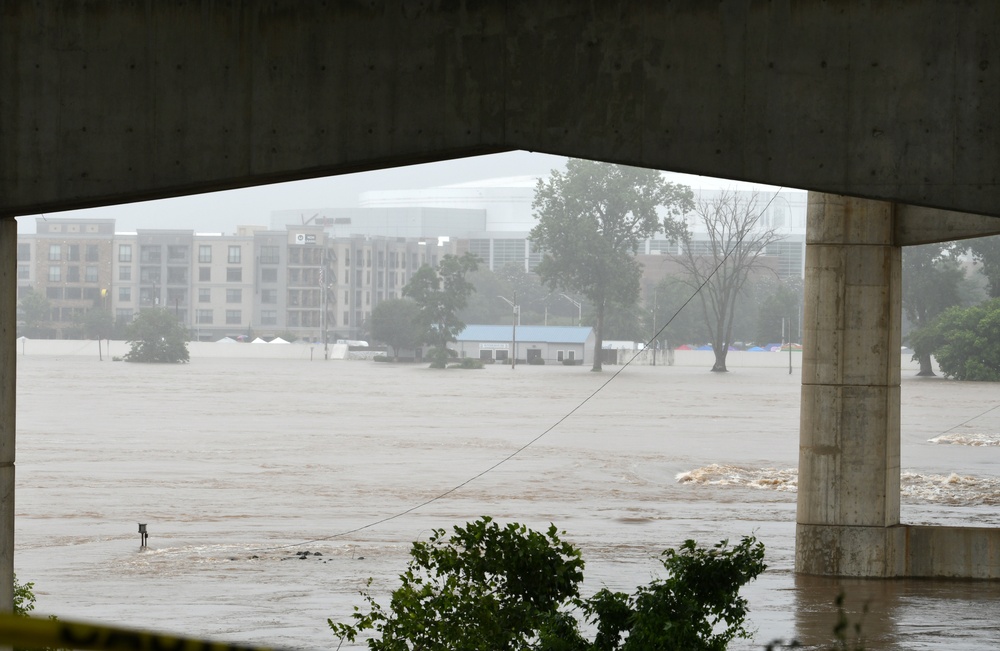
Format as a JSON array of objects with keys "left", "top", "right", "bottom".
[{"left": 453, "top": 325, "right": 595, "bottom": 365}]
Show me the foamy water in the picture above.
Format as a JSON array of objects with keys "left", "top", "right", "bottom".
[{"left": 13, "top": 353, "right": 1000, "bottom": 649}]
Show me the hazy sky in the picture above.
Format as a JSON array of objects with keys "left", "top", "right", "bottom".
[
  {"left": 15, "top": 151, "right": 570, "bottom": 235},
  {"left": 16, "top": 150, "right": 789, "bottom": 236}
]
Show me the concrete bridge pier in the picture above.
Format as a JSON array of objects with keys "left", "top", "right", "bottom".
[
  {"left": 796, "top": 193, "right": 1000, "bottom": 578},
  {"left": 0, "top": 218, "right": 14, "bottom": 613},
  {"left": 796, "top": 193, "right": 903, "bottom": 577}
]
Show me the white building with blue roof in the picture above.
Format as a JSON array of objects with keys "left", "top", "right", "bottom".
[{"left": 453, "top": 324, "right": 595, "bottom": 365}]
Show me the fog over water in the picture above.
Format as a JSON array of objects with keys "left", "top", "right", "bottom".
[{"left": 14, "top": 351, "right": 1000, "bottom": 649}]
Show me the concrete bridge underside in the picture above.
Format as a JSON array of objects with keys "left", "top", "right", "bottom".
[{"left": 4, "top": 2, "right": 1000, "bottom": 608}]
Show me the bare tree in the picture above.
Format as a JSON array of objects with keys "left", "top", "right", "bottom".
[{"left": 672, "top": 190, "right": 785, "bottom": 372}]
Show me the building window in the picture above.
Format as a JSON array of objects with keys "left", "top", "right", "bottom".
[
  {"left": 66, "top": 266, "right": 80, "bottom": 282},
  {"left": 199, "top": 267, "right": 210, "bottom": 282},
  {"left": 119, "top": 287, "right": 131, "bottom": 302},
  {"left": 116, "top": 308, "right": 133, "bottom": 322},
  {"left": 168, "top": 245, "right": 188, "bottom": 262},
  {"left": 260, "top": 245, "right": 279, "bottom": 264},
  {"left": 261, "top": 289, "right": 277, "bottom": 304},
  {"left": 17, "top": 244, "right": 31, "bottom": 261},
  {"left": 226, "top": 288, "right": 242, "bottom": 303},
  {"left": 196, "top": 310, "right": 213, "bottom": 324},
  {"left": 167, "top": 288, "right": 187, "bottom": 304},
  {"left": 119, "top": 266, "right": 132, "bottom": 281},
  {"left": 226, "top": 309, "right": 241, "bottom": 325},
  {"left": 261, "top": 310, "right": 277, "bottom": 326},
  {"left": 557, "top": 350, "right": 564, "bottom": 362},
  {"left": 17, "top": 264, "right": 29, "bottom": 280},
  {"left": 64, "top": 287, "right": 81, "bottom": 300},
  {"left": 85, "top": 245, "right": 99, "bottom": 262},
  {"left": 83, "top": 287, "right": 100, "bottom": 300},
  {"left": 67, "top": 245, "right": 80, "bottom": 261},
  {"left": 167, "top": 267, "right": 188, "bottom": 284},
  {"left": 140, "top": 267, "right": 161, "bottom": 284},
  {"left": 48, "top": 266, "right": 61, "bottom": 282},
  {"left": 46, "top": 286, "right": 63, "bottom": 300},
  {"left": 140, "top": 246, "right": 161, "bottom": 263},
  {"left": 198, "top": 288, "right": 211, "bottom": 303},
  {"left": 227, "top": 267, "right": 242, "bottom": 282},
  {"left": 119, "top": 244, "right": 132, "bottom": 262},
  {"left": 48, "top": 245, "right": 61, "bottom": 261},
  {"left": 199, "top": 245, "right": 212, "bottom": 263},
  {"left": 261, "top": 268, "right": 278, "bottom": 283},
  {"left": 85, "top": 266, "right": 98, "bottom": 282},
  {"left": 228, "top": 246, "right": 241, "bottom": 264}
]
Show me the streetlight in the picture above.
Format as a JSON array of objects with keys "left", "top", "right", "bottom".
[
  {"left": 559, "top": 293, "right": 582, "bottom": 326},
  {"left": 497, "top": 293, "right": 518, "bottom": 368}
]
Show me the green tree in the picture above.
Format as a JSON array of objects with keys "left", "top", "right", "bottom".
[
  {"left": 672, "top": 190, "right": 785, "bottom": 372},
  {"left": 902, "top": 243, "right": 966, "bottom": 375},
  {"left": 18, "top": 289, "right": 51, "bottom": 337},
  {"left": 965, "top": 234, "right": 1000, "bottom": 299},
  {"left": 123, "top": 308, "right": 190, "bottom": 363},
  {"left": 912, "top": 297, "right": 1000, "bottom": 381},
  {"left": 370, "top": 298, "right": 423, "bottom": 361},
  {"left": 402, "top": 253, "right": 480, "bottom": 368},
  {"left": 329, "top": 517, "right": 766, "bottom": 651},
  {"left": 78, "top": 306, "right": 114, "bottom": 341},
  {"left": 529, "top": 159, "right": 693, "bottom": 371},
  {"left": 647, "top": 276, "right": 706, "bottom": 348}
]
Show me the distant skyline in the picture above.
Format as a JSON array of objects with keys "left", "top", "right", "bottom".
[{"left": 16, "top": 151, "right": 792, "bottom": 236}]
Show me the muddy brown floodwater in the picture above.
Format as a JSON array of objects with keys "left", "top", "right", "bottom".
[{"left": 14, "top": 352, "right": 1000, "bottom": 649}]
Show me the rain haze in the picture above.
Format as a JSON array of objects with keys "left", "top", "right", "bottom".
[{"left": 13, "top": 152, "right": 1000, "bottom": 649}]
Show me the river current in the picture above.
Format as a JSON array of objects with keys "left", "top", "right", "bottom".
[{"left": 14, "top": 351, "right": 1000, "bottom": 649}]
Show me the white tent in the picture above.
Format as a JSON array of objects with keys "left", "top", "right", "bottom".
[
  {"left": 251, "top": 337, "right": 268, "bottom": 344},
  {"left": 215, "top": 336, "right": 237, "bottom": 344},
  {"left": 268, "top": 337, "right": 290, "bottom": 344}
]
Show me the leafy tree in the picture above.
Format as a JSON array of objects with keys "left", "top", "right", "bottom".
[
  {"left": 912, "top": 297, "right": 1000, "bottom": 381},
  {"left": 747, "top": 276, "right": 802, "bottom": 347},
  {"left": 646, "top": 276, "right": 706, "bottom": 348},
  {"left": 965, "top": 234, "right": 1000, "bottom": 299},
  {"left": 530, "top": 159, "right": 693, "bottom": 371},
  {"left": 123, "top": 308, "right": 190, "bottom": 363},
  {"left": 14, "top": 574, "right": 37, "bottom": 616},
  {"left": 18, "top": 289, "right": 51, "bottom": 337},
  {"left": 370, "top": 298, "right": 423, "bottom": 361},
  {"left": 330, "top": 517, "right": 766, "bottom": 651},
  {"left": 672, "top": 190, "right": 785, "bottom": 372},
  {"left": 402, "top": 252, "right": 480, "bottom": 368},
  {"left": 902, "top": 243, "right": 966, "bottom": 375},
  {"left": 78, "top": 306, "right": 114, "bottom": 341}
]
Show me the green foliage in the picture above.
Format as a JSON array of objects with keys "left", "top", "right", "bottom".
[
  {"left": 913, "top": 297, "right": 1000, "bottom": 381},
  {"left": 902, "top": 243, "right": 966, "bottom": 374},
  {"left": 14, "top": 574, "right": 36, "bottom": 616},
  {"left": 123, "top": 308, "right": 190, "bottom": 363},
  {"left": 329, "top": 517, "right": 766, "bottom": 651},
  {"left": 18, "top": 289, "right": 51, "bottom": 337},
  {"left": 330, "top": 517, "right": 585, "bottom": 651},
  {"left": 965, "top": 234, "right": 1000, "bottom": 299},
  {"left": 371, "top": 298, "right": 423, "bottom": 359},
  {"left": 402, "top": 253, "right": 480, "bottom": 367},
  {"left": 78, "top": 306, "right": 114, "bottom": 340},
  {"left": 529, "top": 159, "right": 694, "bottom": 370}
]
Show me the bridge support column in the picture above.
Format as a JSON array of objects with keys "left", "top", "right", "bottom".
[
  {"left": 0, "top": 218, "right": 14, "bottom": 612},
  {"left": 796, "top": 193, "right": 905, "bottom": 577}
]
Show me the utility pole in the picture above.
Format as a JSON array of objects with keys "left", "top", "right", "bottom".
[{"left": 498, "top": 292, "right": 518, "bottom": 369}]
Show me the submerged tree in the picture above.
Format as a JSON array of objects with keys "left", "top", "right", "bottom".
[
  {"left": 672, "top": 190, "right": 784, "bottom": 372},
  {"left": 529, "top": 159, "right": 693, "bottom": 371},
  {"left": 123, "top": 308, "right": 190, "bottom": 363},
  {"left": 370, "top": 298, "right": 423, "bottom": 361},
  {"left": 901, "top": 242, "right": 966, "bottom": 375},
  {"left": 402, "top": 252, "right": 480, "bottom": 368},
  {"left": 912, "top": 297, "right": 1000, "bottom": 381}
]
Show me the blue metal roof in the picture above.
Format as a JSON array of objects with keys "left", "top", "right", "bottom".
[{"left": 457, "top": 324, "right": 593, "bottom": 344}]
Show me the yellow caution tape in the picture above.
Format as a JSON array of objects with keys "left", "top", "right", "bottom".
[{"left": 0, "top": 614, "right": 288, "bottom": 651}]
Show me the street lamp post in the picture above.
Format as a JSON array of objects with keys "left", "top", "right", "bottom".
[
  {"left": 498, "top": 293, "right": 518, "bottom": 369},
  {"left": 559, "top": 293, "right": 582, "bottom": 326}
]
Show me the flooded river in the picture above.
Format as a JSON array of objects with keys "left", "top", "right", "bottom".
[{"left": 14, "top": 351, "right": 1000, "bottom": 649}]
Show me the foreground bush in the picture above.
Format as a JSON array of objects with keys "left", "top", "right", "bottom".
[
  {"left": 329, "top": 516, "right": 766, "bottom": 650},
  {"left": 911, "top": 297, "right": 1000, "bottom": 381}
]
